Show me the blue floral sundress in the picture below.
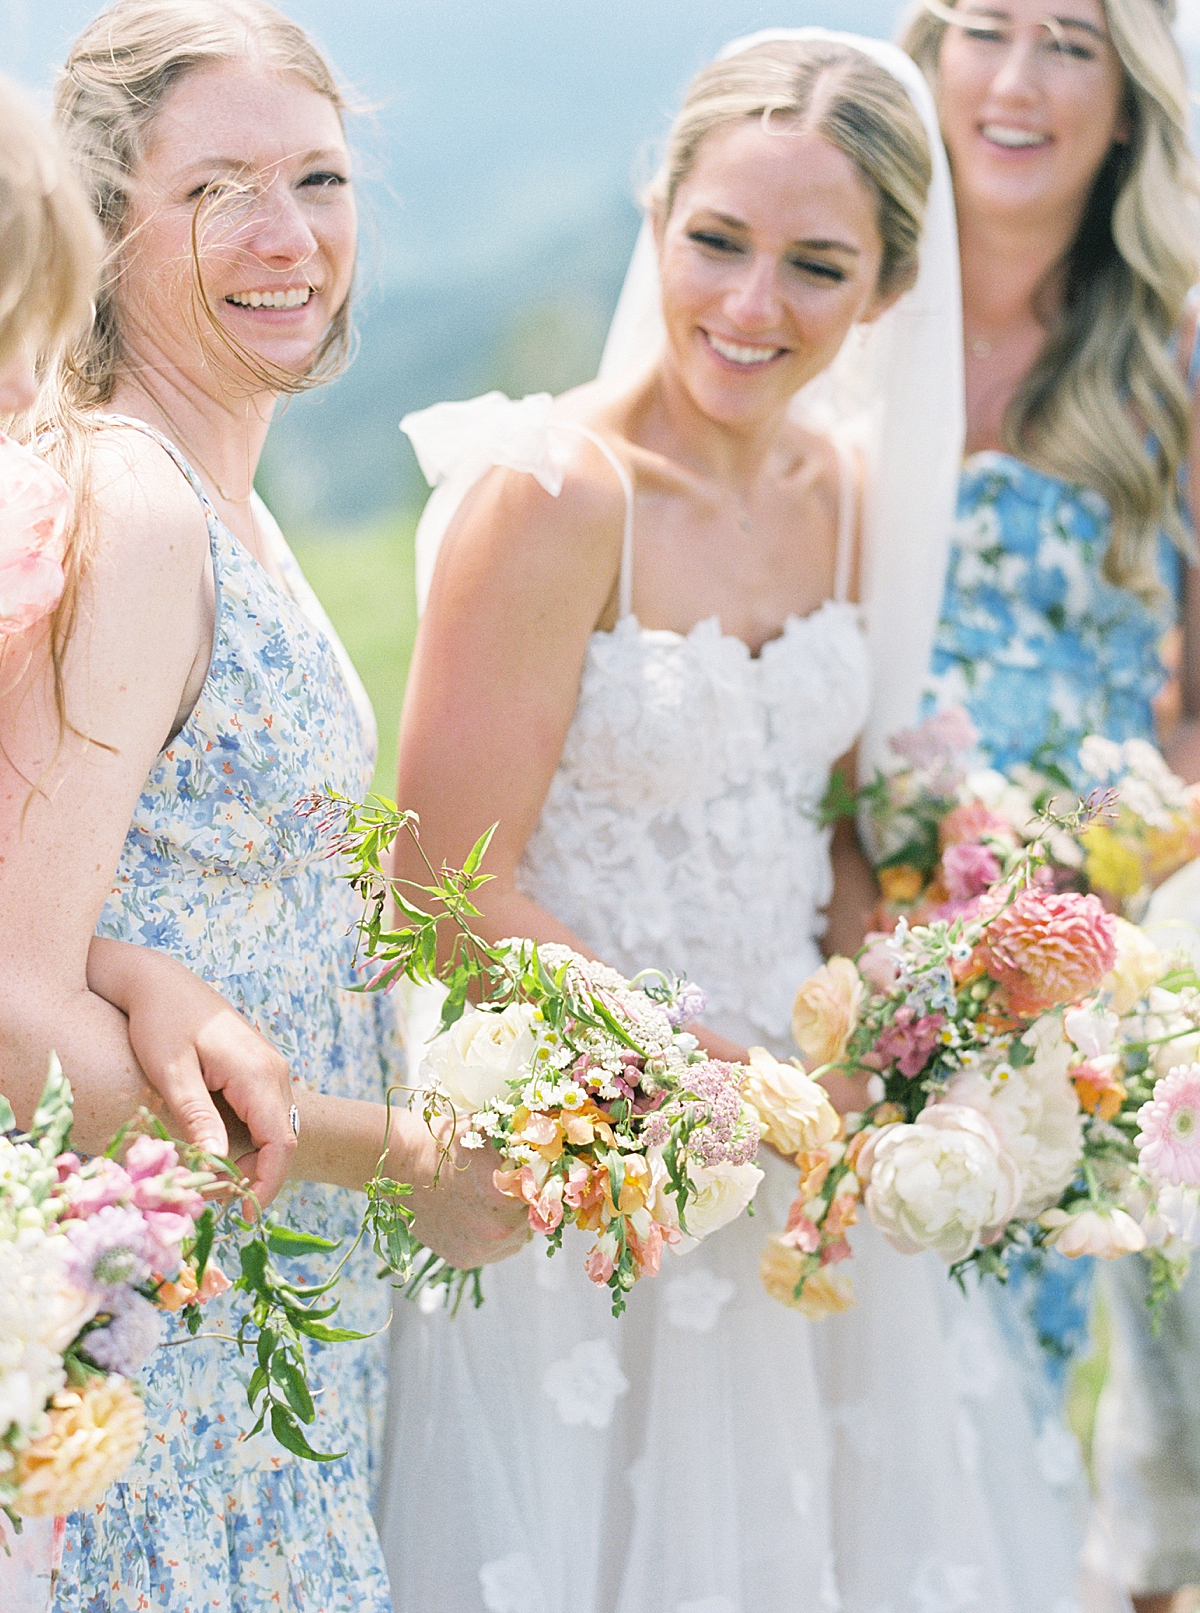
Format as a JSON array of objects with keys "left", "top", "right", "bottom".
[
  {"left": 58, "top": 420, "right": 399, "bottom": 1613},
  {"left": 922, "top": 450, "right": 1182, "bottom": 1420}
]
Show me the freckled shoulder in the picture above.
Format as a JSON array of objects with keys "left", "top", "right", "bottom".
[{"left": 84, "top": 425, "right": 212, "bottom": 582}]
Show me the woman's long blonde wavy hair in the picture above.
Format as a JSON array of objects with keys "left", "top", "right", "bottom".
[
  {"left": 902, "top": 0, "right": 1200, "bottom": 596},
  {"left": 27, "top": 0, "right": 353, "bottom": 734}
]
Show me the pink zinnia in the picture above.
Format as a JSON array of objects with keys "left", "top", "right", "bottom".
[
  {"left": 1137, "top": 1065, "right": 1200, "bottom": 1186},
  {"left": 982, "top": 887, "right": 1117, "bottom": 1016}
]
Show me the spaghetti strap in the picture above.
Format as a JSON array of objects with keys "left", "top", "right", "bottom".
[
  {"left": 832, "top": 437, "right": 857, "bottom": 605},
  {"left": 558, "top": 421, "right": 636, "bottom": 619},
  {"left": 92, "top": 413, "right": 220, "bottom": 529}
]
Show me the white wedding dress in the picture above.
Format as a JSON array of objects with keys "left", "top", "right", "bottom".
[{"left": 376, "top": 400, "right": 1103, "bottom": 1613}]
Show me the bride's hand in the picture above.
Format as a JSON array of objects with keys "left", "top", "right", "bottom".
[{"left": 388, "top": 1111, "right": 531, "bottom": 1270}]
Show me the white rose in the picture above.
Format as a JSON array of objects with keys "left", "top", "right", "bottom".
[
  {"left": 859, "top": 1104, "right": 1022, "bottom": 1263},
  {"left": 419, "top": 1002, "right": 538, "bottom": 1114},
  {"left": 742, "top": 1047, "right": 839, "bottom": 1158},
  {"left": 673, "top": 1161, "right": 764, "bottom": 1250},
  {"left": 944, "top": 1018, "right": 1083, "bottom": 1219}
]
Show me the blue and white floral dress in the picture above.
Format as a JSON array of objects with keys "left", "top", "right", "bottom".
[
  {"left": 923, "top": 451, "right": 1182, "bottom": 1426},
  {"left": 58, "top": 420, "right": 399, "bottom": 1613}
]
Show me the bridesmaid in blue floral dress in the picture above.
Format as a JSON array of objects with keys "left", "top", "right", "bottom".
[
  {"left": 904, "top": 4, "right": 1200, "bottom": 1606},
  {"left": 0, "top": 4, "right": 525, "bottom": 1609}
]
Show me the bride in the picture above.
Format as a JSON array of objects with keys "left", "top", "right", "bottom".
[{"left": 378, "top": 30, "right": 1101, "bottom": 1613}]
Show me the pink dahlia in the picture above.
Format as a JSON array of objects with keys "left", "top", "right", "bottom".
[
  {"left": 982, "top": 887, "right": 1117, "bottom": 1016},
  {"left": 1137, "top": 1065, "right": 1200, "bottom": 1187}
]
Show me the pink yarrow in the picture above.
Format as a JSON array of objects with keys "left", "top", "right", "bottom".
[
  {"left": 942, "top": 841, "right": 1002, "bottom": 903},
  {"left": 1137, "top": 1065, "right": 1200, "bottom": 1187}
]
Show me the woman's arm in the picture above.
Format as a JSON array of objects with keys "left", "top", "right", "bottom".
[{"left": 0, "top": 436, "right": 291, "bottom": 1184}]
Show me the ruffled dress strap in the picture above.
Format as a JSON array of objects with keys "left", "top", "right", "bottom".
[{"left": 403, "top": 391, "right": 634, "bottom": 614}]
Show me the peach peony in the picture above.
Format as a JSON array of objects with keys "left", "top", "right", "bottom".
[
  {"left": 759, "top": 1236, "right": 856, "bottom": 1316},
  {"left": 0, "top": 434, "right": 71, "bottom": 637},
  {"left": 14, "top": 1377, "right": 144, "bottom": 1516},
  {"left": 981, "top": 888, "right": 1117, "bottom": 1016},
  {"left": 792, "top": 958, "right": 865, "bottom": 1071}
]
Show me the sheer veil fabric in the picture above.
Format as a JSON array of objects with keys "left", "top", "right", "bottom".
[{"left": 380, "top": 29, "right": 1124, "bottom": 1613}]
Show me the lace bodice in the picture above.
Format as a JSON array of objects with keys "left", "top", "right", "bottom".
[
  {"left": 402, "top": 391, "right": 871, "bottom": 1056},
  {"left": 518, "top": 606, "right": 869, "bottom": 1052}
]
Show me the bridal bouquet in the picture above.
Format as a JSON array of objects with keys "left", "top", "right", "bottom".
[
  {"left": 763, "top": 804, "right": 1200, "bottom": 1319},
  {"left": 852, "top": 709, "right": 1200, "bottom": 925},
  {"left": 1, "top": 1057, "right": 363, "bottom": 1532},
  {"left": 311, "top": 792, "right": 839, "bottom": 1316},
  {"left": 416, "top": 942, "right": 767, "bottom": 1314}
]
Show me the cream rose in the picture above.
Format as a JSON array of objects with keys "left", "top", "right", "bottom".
[
  {"left": 742, "top": 1046, "right": 839, "bottom": 1158},
  {"left": 1103, "top": 918, "right": 1165, "bottom": 1016},
  {"left": 859, "top": 1104, "right": 1022, "bottom": 1262},
  {"left": 673, "top": 1161, "right": 764, "bottom": 1249},
  {"left": 419, "top": 1002, "right": 538, "bottom": 1114},
  {"left": 792, "top": 958, "right": 864, "bottom": 1071}
]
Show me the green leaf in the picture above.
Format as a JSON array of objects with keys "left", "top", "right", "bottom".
[
  {"left": 30, "top": 1053, "right": 74, "bottom": 1155},
  {"left": 269, "top": 1403, "right": 343, "bottom": 1463},
  {"left": 255, "top": 1327, "right": 277, "bottom": 1373},
  {"left": 191, "top": 1206, "right": 216, "bottom": 1284},
  {"left": 240, "top": 1238, "right": 270, "bottom": 1293},
  {"left": 462, "top": 822, "right": 498, "bottom": 878},
  {"left": 265, "top": 1223, "right": 342, "bottom": 1258},
  {"left": 271, "top": 1357, "right": 316, "bottom": 1423},
  {"left": 247, "top": 1363, "right": 269, "bottom": 1405},
  {"left": 0, "top": 1093, "right": 14, "bottom": 1133},
  {"left": 289, "top": 1319, "right": 374, "bottom": 1344}
]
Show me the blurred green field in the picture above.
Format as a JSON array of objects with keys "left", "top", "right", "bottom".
[{"left": 291, "top": 512, "right": 419, "bottom": 796}]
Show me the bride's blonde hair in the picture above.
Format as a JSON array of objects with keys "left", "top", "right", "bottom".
[
  {"left": 28, "top": 0, "right": 352, "bottom": 738},
  {"left": 902, "top": 0, "right": 1200, "bottom": 596},
  {"left": 648, "top": 39, "right": 933, "bottom": 299}
]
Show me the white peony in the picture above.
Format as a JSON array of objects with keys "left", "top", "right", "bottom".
[
  {"left": 742, "top": 1046, "right": 839, "bottom": 1158},
  {"left": 944, "top": 1018, "right": 1083, "bottom": 1219},
  {"left": 419, "top": 1001, "right": 538, "bottom": 1114},
  {"left": 672, "top": 1162, "right": 764, "bottom": 1250},
  {"left": 859, "top": 1105, "right": 1022, "bottom": 1262}
]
